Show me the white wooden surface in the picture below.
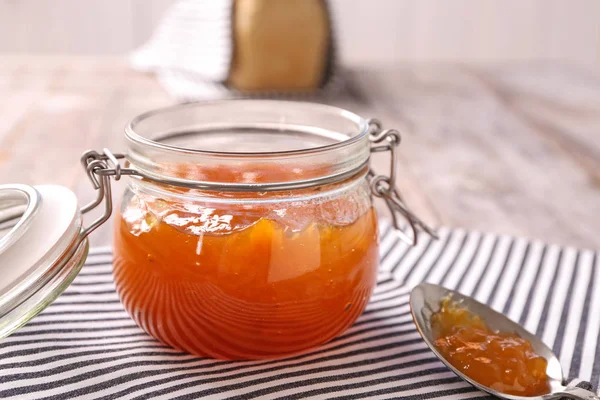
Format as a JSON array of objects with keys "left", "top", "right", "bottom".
[
  {"left": 0, "top": 0, "right": 599, "bottom": 68},
  {"left": 0, "top": 57, "right": 599, "bottom": 250}
]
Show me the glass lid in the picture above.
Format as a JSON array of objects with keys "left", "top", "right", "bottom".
[{"left": 0, "top": 184, "right": 89, "bottom": 338}]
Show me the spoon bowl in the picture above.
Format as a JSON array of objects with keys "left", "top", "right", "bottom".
[{"left": 409, "top": 282, "right": 599, "bottom": 400}]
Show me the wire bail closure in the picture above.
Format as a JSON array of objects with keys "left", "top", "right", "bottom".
[
  {"left": 79, "top": 149, "right": 136, "bottom": 240},
  {"left": 79, "top": 120, "right": 437, "bottom": 246},
  {"left": 367, "top": 119, "right": 438, "bottom": 245}
]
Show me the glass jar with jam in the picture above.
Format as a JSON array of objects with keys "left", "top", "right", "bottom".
[{"left": 0, "top": 100, "right": 434, "bottom": 360}]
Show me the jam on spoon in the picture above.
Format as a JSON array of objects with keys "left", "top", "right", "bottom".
[{"left": 431, "top": 298, "right": 551, "bottom": 397}]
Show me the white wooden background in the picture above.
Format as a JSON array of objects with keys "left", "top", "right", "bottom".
[{"left": 0, "top": 0, "right": 600, "bottom": 68}]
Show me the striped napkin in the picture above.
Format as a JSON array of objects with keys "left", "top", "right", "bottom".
[{"left": 1, "top": 221, "right": 598, "bottom": 399}]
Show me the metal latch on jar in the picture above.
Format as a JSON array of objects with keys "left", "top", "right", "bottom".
[
  {"left": 367, "top": 119, "right": 438, "bottom": 246},
  {"left": 79, "top": 121, "right": 438, "bottom": 247}
]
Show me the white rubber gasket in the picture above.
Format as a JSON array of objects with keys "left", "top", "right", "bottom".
[{"left": 0, "top": 184, "right": 41, "bottom": 256}]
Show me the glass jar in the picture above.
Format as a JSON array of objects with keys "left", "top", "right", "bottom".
[{"left": 114, "top": 101, "right": 380, "bottom": 360}]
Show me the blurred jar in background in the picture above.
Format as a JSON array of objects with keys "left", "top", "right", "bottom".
[{"left": 228, "top": 0, "right": 332, "bottom": 92}]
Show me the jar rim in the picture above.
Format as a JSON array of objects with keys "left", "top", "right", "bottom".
[
  {"left": 122, "top": 100, "right": 372, "bottom": 191},
  {"left": 125, "top": 100, "right": 370, "bottom": 157}
]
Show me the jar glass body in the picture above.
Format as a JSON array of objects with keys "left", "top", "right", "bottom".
[{"left": 112, "top": 101, "right": 380, "bottom": 360}]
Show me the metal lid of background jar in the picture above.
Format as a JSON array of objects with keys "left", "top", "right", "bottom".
[{"left": 0, "top": 184, "right": 89, "bottom": 339}]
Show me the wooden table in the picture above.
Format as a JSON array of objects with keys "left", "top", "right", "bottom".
[{"left": 1, "top": 56, "right": 599, "bottom": 250}]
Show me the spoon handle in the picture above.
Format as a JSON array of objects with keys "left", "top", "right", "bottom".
[{"left": 558, "top": 386, "right": 600, "bottom": 400}]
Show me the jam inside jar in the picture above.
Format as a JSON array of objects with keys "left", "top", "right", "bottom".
[{"left": 112, "top": 101, "right": 380, "bottom": 359}]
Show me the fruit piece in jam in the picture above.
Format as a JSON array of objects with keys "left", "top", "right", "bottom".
[{"left": 432, "top": 298, "right": 551, "bottom": 396}]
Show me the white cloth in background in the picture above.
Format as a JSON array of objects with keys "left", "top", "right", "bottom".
[{"left": 131, "top": 0, "right": 232, "bottom": 81}]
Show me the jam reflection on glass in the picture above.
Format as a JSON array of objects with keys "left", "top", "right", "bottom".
[
  {"left": 112, "top": 164, "right": 379, "bottom": 360},
  {"left": 432, "top": 298, "right": 551, "bottom": 396}
]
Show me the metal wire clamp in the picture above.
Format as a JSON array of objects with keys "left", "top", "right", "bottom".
[
  {"left": 367, "top": 119, "right": 438, "bottom": 245},
  {"left": 79, "top": 122, "right": 437, "bottom": 246}
]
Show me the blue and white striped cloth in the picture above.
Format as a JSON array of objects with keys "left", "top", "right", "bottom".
[{"left": 1, "top": 221, "right": 598, "bottom": 399}]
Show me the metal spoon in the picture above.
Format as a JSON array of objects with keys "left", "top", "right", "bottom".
[{"left": 409, "top": 282, "right": 599, "bottom": 400}]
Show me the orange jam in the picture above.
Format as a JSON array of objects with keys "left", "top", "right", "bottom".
[
  {"left": 432, "top": 298, "right": 551, "bottom": 396},
  {"left": 113, "top": 164, "right": 379, "bottom": 359}
]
